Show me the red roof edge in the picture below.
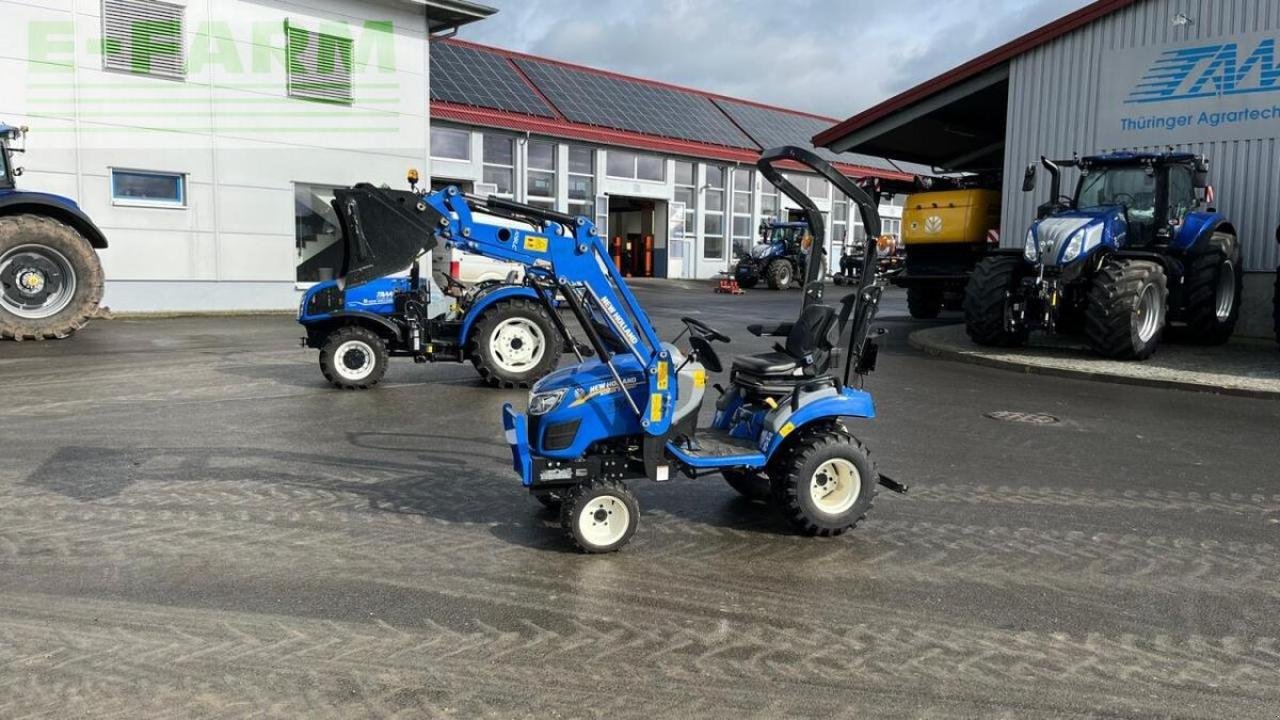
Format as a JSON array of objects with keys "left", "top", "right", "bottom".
[
  {"left": 440, "top": 37, "right": 842, "bottom": 124},
  {"left": 432, "top": 102, "right": 912, "bottom": 181},
  {"left": 812, "top": 0, "right": 1138, "bottom": 148}
]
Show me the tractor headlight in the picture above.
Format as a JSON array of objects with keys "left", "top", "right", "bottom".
[
  {"left": 528, "top": 388, "right": 566, "bottom": 415},
  {"left": 1023, "top": 228, "right": 1039, "bottom": 262},
  {"left": 1062, "top": 223, "right": 1104, "bottom": 263}
]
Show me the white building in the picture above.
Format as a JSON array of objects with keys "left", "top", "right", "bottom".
[
  {"left": 0, "top": 0, "right": 491, "bottom": 312},
  {"left": 427, "top": 39, "right": 917, "bottom": 281}
]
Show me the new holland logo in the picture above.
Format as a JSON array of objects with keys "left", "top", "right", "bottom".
[
  {"left": 1127, "top": 37, "right": 1280, "bottom": 104},
  {"left": 924, "top": 216, "right": 943, "bottom": 234}
]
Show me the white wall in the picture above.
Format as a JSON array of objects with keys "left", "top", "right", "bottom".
[{"left": 0, "top": 0, "right": 430, "bottom": 311}]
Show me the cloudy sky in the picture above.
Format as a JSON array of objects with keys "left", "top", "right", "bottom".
[{"left": 458, "top": 0, "right": 1093, "bottom": 120}]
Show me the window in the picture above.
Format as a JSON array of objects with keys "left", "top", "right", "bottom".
[
  {"left": 526, "top": 140, "right": 556, "bottom": 209},
  {"left": 482, "top": 134, "right": 515, "bottom": 196},
  {"left": 731, "top": 168, "right": 753, "bottom": 259},
  {"left": 761, "top": 181, "right": 779, "bottom": 219},
  {"left": 430, "top": 127, "right": 469, "bottom": 161},
  {"left": 674, "top": 160, "right": 696, "bottom": 234},
  {"left": 703, "top": 165, "right": 725, "bottom": 259},
  {"left": 567, "top": 146, "right": 595, "bottom": 219},
  {"left": 832, "top": 198, "right": 848, "bottom": 256},
  {"left": 286, "top": 22, "right": 353, "bottom": 104},
  {"left": 102, "top": 0, "right": 185, "bottom": 80},
  {"left": 295, "top": 183, "right": 344, "bottom": 283},
  {"left": 606, "top": 150, "right": 664, "bottom": 181},
  {"left": 111, "top": 169, "right": 185, "bottom": 207}
]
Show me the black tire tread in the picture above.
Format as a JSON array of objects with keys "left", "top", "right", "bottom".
[
  {"left": 559, "top": 479, "right": 638, "bottom": 553},
  {"left": 468, "top": 297, "right": 562, "bottom": 389},
  {"left": 0, "top": 214, "right": 105, "bottom": 341},
  {"left": 1084, "top": 259, "right": 1166, "bottom": 360},
  {"left": 768, "top": 422, "right": 877, "bottom": 537},
  {"left": 765, "top": 260, "right": 792, "bottom": 290},
  {"left": 1172, "top": 236, "right": 1241, "bottom": 345},
  {"left": 906, "top": 286, "right": 943, "bottom": 319},
  {"left": 319, "top": 325, "right": 389, "bottom": 390},
  {"left": 963, "top": 256, "right": 1028, "bottom": 347}
]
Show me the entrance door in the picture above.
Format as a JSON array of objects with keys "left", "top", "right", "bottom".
[{"left": 607, "top": 195, "right": 657, "bottom": 278}]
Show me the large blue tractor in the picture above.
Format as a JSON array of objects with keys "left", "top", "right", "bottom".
[
  {"left": 733, "top": 220, "right": 810, "bottom": 290},
  {"left": 0, "top": 124, "right": 108, "bottom": 340},
  {"left": 964, "top": 152, "right": 1242, "bottom": 360}
]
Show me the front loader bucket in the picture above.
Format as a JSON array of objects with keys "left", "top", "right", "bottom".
[{"left": 333, "top": 184, "right": 446, "bottom": 288}]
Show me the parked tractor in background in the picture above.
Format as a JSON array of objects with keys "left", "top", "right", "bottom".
[
  {"left": 733, "top": 219, "right": 810, "bottom": 290},
  {"left": 965, "top": 152, "right": 1241, "bottom": 360},
  {"left": 894, "top": 177, "right": 1001, "bottom": 319},
  {"left": 0, "top": 124, "right": 108, "bottom": 340}
]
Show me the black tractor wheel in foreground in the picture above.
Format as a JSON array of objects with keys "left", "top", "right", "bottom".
[
  {"left": 1173, "top": 232, "right": 1242, "bottom": 345},
  {"left": 0, "top": 214, "right": 104, "bottom": 340},
  {"left": 469, "top": 297, "right": 562, "bottom": 388},
  {"left": 963, "top": 255, "right": 1028, "bottom": 347},
  {"left": 766, "top": 259, "right": 793, "bottom": 290},
  {"left": 906, "top": 286, "right": 943, "bottom": 319},
  {"left": 770, "top": 424, "right": 877, "bottom": 537},
  {"left": 1085, "top": 258, "right": 1167, "bottom": 360},
  {"left": 722, "top": 469, "right": 770, "bottom": 502},
  {"left": 319, "top": 325, "right": 390, "bottom": 389}
]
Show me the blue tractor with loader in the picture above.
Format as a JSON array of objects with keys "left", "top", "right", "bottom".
[
  {"left": 0, "top": 124, "right": 108, "bottom": 340},
  {"left": 964, "top": 151, "right": 1241, "bottom": 360},
  {"left": 328, "top": 146, "right": 905, "bottom": 552}
]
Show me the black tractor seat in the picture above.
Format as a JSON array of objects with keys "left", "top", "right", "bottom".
[{"left": 731, "top": 302, "right": 841, "bottom": 395}]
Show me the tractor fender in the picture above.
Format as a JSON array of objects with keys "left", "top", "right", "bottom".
[
  {"left": 309, "top": 310, "right": 405, "bottom": 342},
  {"left": 760, "top": 386, "right": 876, "bottom": 460},
  {"left": 457, "top": 284, "right": 540, "bottom": 345},
  {"left": 1109, "top": 249, "right": 1182, "bottom": 281},
  {"left": 1174, "top": 213, "right": 1236, "bottom": 256},
  {"left": 0, "top": 191, "right": 109, "bottom": 248}
]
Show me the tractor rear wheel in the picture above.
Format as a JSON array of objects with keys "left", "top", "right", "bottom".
[
  {"left": 906, "top": 286, "right": 943, "bottom": 319},
  {"left": 765, "top": 259, "right": 793, "bottom": 290},
  {"left": 0, "top": 214, "right": 104, "bottom": 340},
  {"left": 770, "top": 425, "right": 876, "bottom": 536},
  {"left": 319, "top": 325, "right": 389, "bottom": 389},
  {"left": 963, "top": 256, "right": 1028, "bottom": 347},
  {"left": 469, "top": 298, "right": 561, "bottom": 388},
  {"left": 1085, "top": 259, "right": 1167, "bottom": 360},
  {"left": 1172, "top": 234, "right": 1241, "bottom": 345},
  {"left": 722, "top": 469, "right": 770, "bottom": 502}
]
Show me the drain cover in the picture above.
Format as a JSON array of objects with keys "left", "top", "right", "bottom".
[{"left": 985, "top": 410, "right": 1060, "bottom": 425}]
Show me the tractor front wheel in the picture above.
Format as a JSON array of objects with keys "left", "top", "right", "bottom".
[
  {"left": 765, "top": 260, "right": 793, "bottom": 290},
  {"left": 561, "top": 479, "right": 639, "bottom": 553},
  {"left": 319, "top": 325, "right": 389, "bottom": 389},
  {"left": 737, "top": 276, "right": 759, "bottom": 289},
  {"left": 770, "top": 426, "right": 877, "bottom": 536},
  {"left": 0, "top": 214, "right": 104, "bottom": 340},
  {"left": 469, "top": 298, "right": 561, "bottom": 388},
  {"left": 963, "top": 256, "right": 1028, "bottom": 347},
  {"left": 1173, "top": 234, "right": 1242, "bottom": 345},
  {"left": 1085, "top": 259, "right": 1167, "bottom": 360}
]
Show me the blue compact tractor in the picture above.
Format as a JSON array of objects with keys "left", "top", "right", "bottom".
[
  {"left": 733, "top": 220, "right": 810, "bottom": 290},
  {"left": 0, "top": 124, "right": 108, "bottom": 340},
  {"left": 964, "top": 152, "right": 1241, "bottom": 359}
]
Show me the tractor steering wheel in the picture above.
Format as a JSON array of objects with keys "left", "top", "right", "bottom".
[
  {"left": 680, "top": 316, "right": 730, "bottom": 343},
  {"left": 1110, "top": 192, "right": 1137, "bottom": 207}
]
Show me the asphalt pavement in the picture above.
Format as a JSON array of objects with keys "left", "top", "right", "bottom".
[{"left": 2, "top": 282, "right": 1278, "bottom": 718}]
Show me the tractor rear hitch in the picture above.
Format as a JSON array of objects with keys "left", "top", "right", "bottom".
[{"left": 878, "top": 474, "right": 908, "bottom": 494}]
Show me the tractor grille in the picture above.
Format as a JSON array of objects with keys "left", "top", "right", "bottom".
[{"left": 542, "top": 420, "right": 581, "bottom": 451}]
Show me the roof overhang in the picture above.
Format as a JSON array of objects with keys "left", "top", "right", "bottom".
[
  {"left": 814, "top": 0, "right": 1138, "bottom": 172},
  {"left": 420, "top": 0, "right": 496, "bottom": 34}
]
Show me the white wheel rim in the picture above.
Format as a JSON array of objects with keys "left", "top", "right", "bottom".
[
  {"left": 809, "top": 458, "right": 861, "bottom": 515},
  {"left": 0, "top": 244, "right": 78, "bottom": 319},
  {"left": 1215, "top": 260, "right": 1235, "bottom": 322},
  {"left": 577, "top": 495, "right": 630, "bottom": 547},
  {"left": 333, "top": 340, "right": 375, "bottom": 381},
  {"left": 1136, "top": 283, "right": 1162, "bottom": 343},
  {"left": 488, "top": 317, "right": 546, "bottom": 373}
]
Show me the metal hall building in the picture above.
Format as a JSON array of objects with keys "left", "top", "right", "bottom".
[{"left": 815, "top": 0, "right": 1280, "bottom": 338}]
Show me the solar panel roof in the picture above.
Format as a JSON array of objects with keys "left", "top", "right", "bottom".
[
  {"left": 429, "top": 42, "right": 556, "bottom": 118},
  {"left": 514, "top": 58, "right": 755, "bottom": 149},
  {"left": 712, "top": 98, "right": 898, "bottom": 171}
]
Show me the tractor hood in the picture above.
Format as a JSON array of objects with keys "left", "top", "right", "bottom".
[
  {"left": 332, "top": 184, "right": 445, "bottom": 288},
  {"left": 750, "top": 242, "right": 780, "bottom": 259},
  {"left": 1027, "top": 207, "right": 1126, "bottom": 267}
]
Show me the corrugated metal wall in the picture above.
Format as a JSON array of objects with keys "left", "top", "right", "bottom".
[{"left": 1002, "top": 0, "right": 1280, "bottom": 271}]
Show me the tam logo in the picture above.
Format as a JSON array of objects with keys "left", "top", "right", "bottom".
[{"left": 1127, "top": 37, "right": 1280, "bottom": 104}]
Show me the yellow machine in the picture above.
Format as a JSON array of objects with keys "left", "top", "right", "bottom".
[{"left": 895, "top": 187, "right": 1001, "bottom": 318}]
